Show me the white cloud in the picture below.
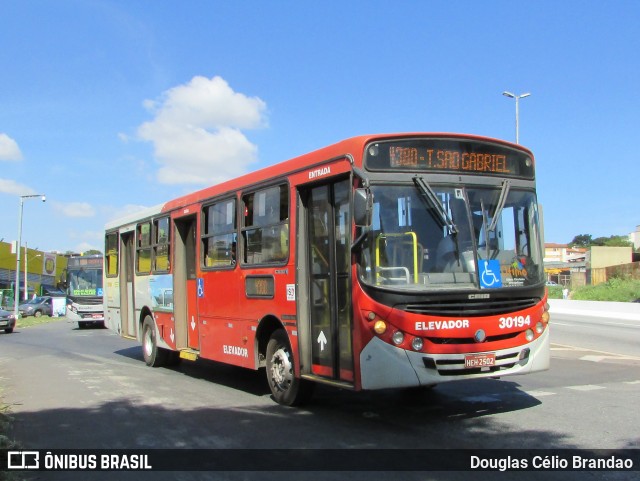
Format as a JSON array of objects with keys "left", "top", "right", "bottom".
[
  {"left": 103, "top": 203, "right": 154, "bottom": 223},
  {"left": 0, "top": 133, "right": 23, "bottom": 161},
  {"left": 53, "top": 201, "right": 96, "bottom": 218},
  {"left": 137, "top": 76, "right": 267, "bottom": 185},
  {"left": 0, "top": 178, "right": 36, "bottom": 195}
]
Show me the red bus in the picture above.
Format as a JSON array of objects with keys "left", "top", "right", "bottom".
[{"left": 104, "top": 133, "right": 550, "bottom": 405}]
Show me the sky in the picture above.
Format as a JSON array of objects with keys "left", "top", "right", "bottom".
[{"left": 1, "top": 0, "right": 639, "bottom": 254}]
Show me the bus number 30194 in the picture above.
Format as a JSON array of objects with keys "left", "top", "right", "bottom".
[{"left": 498, "top": 315, "right": 531, "bottom": 329}]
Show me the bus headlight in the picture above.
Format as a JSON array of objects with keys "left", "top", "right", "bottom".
[
  {"left": 392, "top": 331, "right": 404, "bottom": 345},
  {"left": 525, "top": 329, "right": 534, "bottom": 342},
  {"left": 541, "top": 310, "right": 550, "bottom": 323},
  {"left": 535, "top": 321, "right": 545, "bottom": 334},
  {"left": 411, "top": 337, "right": 424, "bottom": 351}
]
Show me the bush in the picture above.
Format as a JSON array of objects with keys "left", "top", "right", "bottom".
[
  {"left": 546, "top": 285, "right": 564, "bottom": 299},
  {"left": 571, "top": 278, "right": 640, "bottom": 302}
]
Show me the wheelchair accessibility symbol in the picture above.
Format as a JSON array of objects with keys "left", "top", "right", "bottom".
[
  {"left": 197, "top": 278, "right": 205, "bottom": 298},
  {"left": 479, "top": 260, "right": 502, "bottom": 288}
]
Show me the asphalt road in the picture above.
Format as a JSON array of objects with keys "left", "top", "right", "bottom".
[{"left": 1, "top": 316, "right": 638, "bottom": 481}]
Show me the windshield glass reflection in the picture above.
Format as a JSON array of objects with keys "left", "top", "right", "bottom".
[{"left": 357, "top": 184, "right": 544, "bottom": 291}]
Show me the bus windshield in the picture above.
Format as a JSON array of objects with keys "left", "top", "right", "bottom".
[
  {"left": 357, "top": 182, "right": 544, "bottom": 291},
  {"left": 68, "top": 268, "right": 103, "bottom": 296}
]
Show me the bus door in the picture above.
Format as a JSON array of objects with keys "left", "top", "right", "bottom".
[
  {"left": 299, "top": 178, "right": 354, "bottom": 383},
  {"left": 120, "top": 232, "right": 136, "bottom": 338},
  {"left": 173, "top": 216, "right": 200, "bottom": 350}
]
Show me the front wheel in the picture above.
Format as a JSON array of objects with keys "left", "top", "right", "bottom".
[
  {"left": 265, "top": 329, "right": 314, "bottom": 406},
  {"left": 142, "top": 316, "right": 169, "bottom": 367},
  {"left": 4, "top": 328, "right": 13, "bottom": 334}
]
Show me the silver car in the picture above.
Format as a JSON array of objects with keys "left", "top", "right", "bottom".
[{"left": 18, "top": 296, "right": 53, "bottom": 318}]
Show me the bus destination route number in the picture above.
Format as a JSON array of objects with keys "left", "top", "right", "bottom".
[{"left": 390, "top": 146, "right": 512, "bottom": 174}]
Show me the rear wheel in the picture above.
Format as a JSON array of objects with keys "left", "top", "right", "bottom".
[
  {"left": 266, "top": 329, "right": 314, "bottom": 406},
  {"left": 142, "top": 316, "right": 169, "bottom": 367},
  {"left": 34, "top": 310, "right": 42, "bottom": 318}
]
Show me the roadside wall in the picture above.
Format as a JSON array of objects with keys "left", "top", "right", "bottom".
[{"left": 548, "top": 299, "right": 640, "bottom": 321}]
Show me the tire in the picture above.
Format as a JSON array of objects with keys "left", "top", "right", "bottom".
[
  {"left": 34, "top": 310, "right": 42, "bottom": 318},
  {"left": 4, "top": 328, "right": 13, "bottom": 334},
  {"left": 266, "top": 329, "right": 314, "bottom": 406},
  {"left": 142, "top": 315, "right": 169, "bottom": 367}
]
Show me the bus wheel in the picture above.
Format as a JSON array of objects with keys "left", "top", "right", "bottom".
[
  {"left": 142, "top": 316, "right": 168, "bottom": 367},
  {"left": 266, "top": 329, "right": 314, "bottom": 406}
]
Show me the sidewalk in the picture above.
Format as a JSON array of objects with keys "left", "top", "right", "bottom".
[{"left": 548, "top": 299, "right": 640, "bottom": 321}]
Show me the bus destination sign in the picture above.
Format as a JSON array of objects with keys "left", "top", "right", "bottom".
[
  {"left": 365, "top": 139, "right": 534, "bottom": 179},
  {"left": 69, "top": 257, "right": 102, "bottom": 267}
]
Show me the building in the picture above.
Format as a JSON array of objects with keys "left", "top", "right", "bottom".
[
  {"left": 543, "top": 243, "right": 587, "bottom": 263},
  {"left": 0, "top": 241, "right": 68, "bottom": 308},
  {"left": 629, "top": 225, "right": 640, "bottom": 250},
  {"left": 544, "top": 242, "right": 636, "bottom": 287},
  {"left": 543, "top": 243, "right": 587, "bottom": 286}
]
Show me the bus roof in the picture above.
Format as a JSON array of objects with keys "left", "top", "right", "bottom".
[
  {"left": 164, "top": 133, "right": 532, "bottom": 211},
  {"left": 105, "top": 132, "right": 532, "bottom": 229},
  {"left": 105, "top": 204, "right": 164, "bottom": 231}
]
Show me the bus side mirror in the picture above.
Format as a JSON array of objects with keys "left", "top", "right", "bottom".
[{"left": 354, "top": 188, "right": 373, "bottom": 227}]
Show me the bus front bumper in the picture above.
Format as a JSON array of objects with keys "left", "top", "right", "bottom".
[{"left": 359, "top": 328, "right": 550, "bottom": 390}]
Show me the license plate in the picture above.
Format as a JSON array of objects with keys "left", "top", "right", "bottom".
[
  {"left": 92, "top": 314, "right": 102, "bottom": 319},
  {"left": 465, "top": 353, "right": 496, "bottom": 368},
  {"left": 0, "top": 320, "right": 7, "bottom": 326}
]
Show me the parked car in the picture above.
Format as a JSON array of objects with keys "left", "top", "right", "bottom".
[
  {"left": 0, "top": 308, "right": 17, "bottom": 333},
  {"left": 545, "top": 281, "right": 558, "bottom": 286},
  {"left": 18, "top": 296, "right": 53, "bottom": 318}
]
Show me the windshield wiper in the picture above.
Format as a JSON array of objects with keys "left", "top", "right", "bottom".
[
  {"left": 480, "top": 180, "right": 511, "bottom": 259},
  {"left": 487, "top": 180, "right": 511, "bottom": 233},
  {"left": 413, "top": 176, "right": 457, "bottom": 235}
]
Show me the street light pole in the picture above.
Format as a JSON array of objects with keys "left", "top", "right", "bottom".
[
  {"left": 23, "top": 244, "right": 42, "bottom": 301},
  {"left": 14, "top": 194, "right": 46, "bottom": 321},
  {"left": 502, "top": 91, "right": 531, "bottom": 144},
  {"left": 24, "top": 243, "right": 28, "bottom": 301}
]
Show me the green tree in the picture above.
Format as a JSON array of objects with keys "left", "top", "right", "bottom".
[
  {"left": 603, "top": 236, "right": 633, "bottom": 247},
  {"left": 569, "top": 233, "right": 632, "bottom": 248},
  {"left": 569, "top": 234, "right": 592, "bottom": 247}
]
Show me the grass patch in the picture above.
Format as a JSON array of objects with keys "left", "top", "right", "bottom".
[
  {"left": 547, "top": 278, "right": 640, "bottom": 301},
  {"left": 571, "top": 278, "right": 640, "bottom": 302},
  {"left": 546, "top": 286, "right": 564, "bottom": 299},
  {"left": 17, "top": 315, "right": 65, "bottom": 329},
  {"left": 1, "top": 393, "right": 22, "bottom": 481}
]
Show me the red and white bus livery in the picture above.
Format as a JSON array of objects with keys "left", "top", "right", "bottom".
[{"left": 104, "top": 133, "right": 550, "bottom": 405}]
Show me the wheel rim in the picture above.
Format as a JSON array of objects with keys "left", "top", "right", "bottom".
[
  {"left": 143, "top": 327, "right": 153, "bottom": 358},
  {"left": 269, "top": 346, "right": 293, "bottom": 393}
]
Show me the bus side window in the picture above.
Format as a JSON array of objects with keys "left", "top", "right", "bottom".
[
  {"left": 241, "top": 184, "right": 289, "bottom": 265},
  {"left": 202, "top": 198, "right": 237, "bottom": 268}
]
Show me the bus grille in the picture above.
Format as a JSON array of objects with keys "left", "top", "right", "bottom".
[
  {"left": 426, "top": 331, "right": 520, "bottom": 345},
  {"left": 422, "top": 351, "right": 523, "bottom": 376},
  {"left": 399, "top": 297, "right": 538, "bottom": 317}
]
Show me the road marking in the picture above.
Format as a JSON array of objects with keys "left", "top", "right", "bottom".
[
  {"left": 524, "top": 390, "right": 556, "bottom": 397},
  {"left": 551, "top": 343, "right": 640, "bottom": 361},
  {"left": 566, "top": 384, "right": 606, "bottom": 391},
  {"left": 624, "top": 380, "right": 640, "bottom": 385},
  {"left": 580, "top": 354, "right": 640, "bottom": 362}
]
